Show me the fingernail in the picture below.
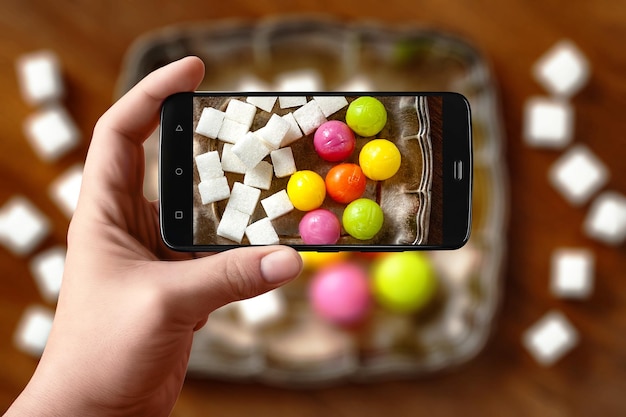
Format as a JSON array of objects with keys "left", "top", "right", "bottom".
[{"left": 260, "top": 249, "right": 302, "bottom": 284}]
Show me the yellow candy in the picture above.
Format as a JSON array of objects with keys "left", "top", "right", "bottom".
[
  {"left": 359, "top": 139, "right": 401, "bottom": 181},
  {"left": 287, "top": 170, "right": 326, "bottom": 211}
]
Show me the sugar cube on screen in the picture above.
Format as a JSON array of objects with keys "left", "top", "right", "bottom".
[
  {"left": 30, "top": 246, "right": 66, "bottom": 303},
  {"left": 243, "top": 161, "right": 273, "bottom": 190},
  {"left": 523, "top": 97, "right": 573, "bottom": 148},
  {"left": 271, "top": 147, "right": 296, "bottom": 178},
  {"left": 24, "top": 106, "right": 80, "bottom": 161},
  {"left": 274, "top": 69, "right": 323, "bottom": 92},
  {"left": 279, "top": 96, "right": 308, "bottom": 109},
  {"left": 280, "top": 113, "right": 303, "bottom": 147},
  {"left": 220, "top": 143, "right": 247, "bottom": 174},
  {"left": 293, "top": 100, "right": 327, "bottom": 135},
  {"left": 0, "top": 196, "right": 50, "bottom": 256},
  {"left": 246, "top": 96, "right": 277, "bottom": 113},
  {"left": 195, "top": 107, "right": 225, "bottom": 139},
  {"left": 533, "top": 39, "right": 590, "bottom": 97},
  {"left": 245, "top": 217, "right": 280, "bottom": 245},
  {"left": 13, "top": 305, "right": 54, "bottom": 357},
  {"left": 195, "top": 150, "right": 224, "bottom": 182},
  {"left": 16, "top": 50, "right": 64, "bottom": 105},
  {"left": 234, "top": 289, "right": 285, "bottom": 327},
  {"left": 226, "top": 182, "right": 261, "bottom": 216},
  {"left": 255, "top": 114, "right": 290, "bottom": 150},
  {"left": 216, "top": 118, "right": 248, "bottom": 144},
  {"left": 261, "top": 190, "right": 294, "bottom": 220},
  {"left": 549, "top": 145, "right": 609, "bottom": 205},
  {"left": 49, "top": 164, "right": 83, "bottom": 218},
  {"left": 550, "top": 248, "right": 594, "bottom": 299},
  {"left": 198, "top": 177, "right": 230, "bottom": 205},
  {"left": 583, "top": 191, "right": 626, "bottom": 245},
  {"left": 522, "top": 311, "right": 578, "bottom": 366},
  {"left": 313, "top": 96, "right": 349, "bottom": 117},
  {"left": 231, "top": 132, "right": 271, "bottom": 169},
  {"left": 216, "top": 207, "right": 250, "bottom": 243},
  {"left": 224, "top": 99, "right": 257, "bottom": 130}
]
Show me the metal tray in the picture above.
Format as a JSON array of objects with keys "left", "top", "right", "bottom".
[{"left": 116, "top": 15, "right": 508, "bottom": 386}]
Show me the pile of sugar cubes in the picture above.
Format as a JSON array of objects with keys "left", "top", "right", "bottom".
[
  {"left": 521, "top": 40, "right": 626, "bottom": 365},
  {"left": 194, "top": 94, "right": 348, "bottom": 244},
  {"left": 3, "top": 50, "right": 85, "bottom": 358}
]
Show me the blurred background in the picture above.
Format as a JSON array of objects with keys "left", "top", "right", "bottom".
[{"left": 1, "top": 1, "right": 625, "bottom": 416}]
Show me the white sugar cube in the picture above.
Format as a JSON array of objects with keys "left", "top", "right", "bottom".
[
  {"left": 30, "top": 246, "right": 66, "bottom": 303},
  {"left": 533, "top": 39, "right": 590, "bottom": 97},
  {"left": 231, "top": 132, "right": 271, "bottom": 169},
  {"left": 275, "top": 69, "right": 323, "bottom": 91},
  {"left": 0, "top": 196, "right": 50, "bottom": 256},
  {"left": 335, "top": 75, "right": 374, "bottom": 92},
  {"left": 227, "top": 182, "right": 261, "bottom": 216},
  {"left": 279, "top": 96, "right": 308, "bottom": 109},
  {"left": 49, "top": 164, "right": 83, "bottom": 218},
  {"left": 313, "top": 96, "right": 349, "bottom": 117},
  {"left": 236, "top": 74, "right": 272, "bottom": 92},
  {"left": 198, "top": 177, "right": 230, "bottom": 205},
  {"left": 255, "top": 113, "right": 291, "bottom": 150},
  {"left": 195, "top": 107, "right": 225, "bottom": 139},
  {"left": 261, "top": 190, "right": 294, "bottom": 220},
  {"left": 246, "top": 96, "right": 277, "bottom": 113},
  {"left": 13, "top": 305, "right": 54, "bottom": 357},
  {"left": 293, "top": 100, "right": 327, "bottom": 135},
  {"left": 549, "top": 145, "right": 609, "bottom": 205},
  {"left": 224, "top": 99, "right": 257, "bottom": 129},
  {"left": 220, "top": 143, "right": 247, "bottom": 174},
  {"left": 245, "top": 217, "right": 280, "bottom": 245},
  {"left": 234, "top": 289, "right": 285, "bottom": 327},
  {"left": 24, "top": 106, "right": 80, "bottom": 161},
  {"left": 550, "top": 248, "right": 594, "bottom": 299},
  {"left": 244, "top": 161, "right": 273, "bottom": 190},
  {"left": 584, "top": 191, "right": 626, "bottom": 245},
  {"left": 217, "top": 207, "right": 250, "bottom": 243},
  {"left": 270, "top": 147, "right": 296, "bottom": 178},
  {"left": 16, "top": 50, "right": 64, "bottom": 105},
  {"left": 280, "top": 113, "right": 304, "bottom": 147},
  {"left": 522, "top": 311, "right": 578, "bottom": 366},
  {"left": 523, "top": 97, "right": 574, "bottom": 148},
  {"left": 216, "top": 118, "right": 248, "bottom": 144},
  {"left": 195, "top": 150, "right": 224, "bottom": 182}
]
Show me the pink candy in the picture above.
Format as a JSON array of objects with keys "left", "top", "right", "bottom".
[
  {"left": 313, "top": 120, "right": 355, "bottom": 162},
  {"left": 298, "top": 209, "right": 341, "bottom": 244}
]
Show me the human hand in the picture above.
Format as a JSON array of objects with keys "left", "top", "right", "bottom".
[{"left": 5, "top": 56, "right": 303, "bottom": 417}]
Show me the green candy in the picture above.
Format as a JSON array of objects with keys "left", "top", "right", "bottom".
[
  {"left": 346, "top": 96, "right": 387, "bottom": 137},
  {"left": 342, "top": 198, "right": 384, "bottom": 240}
]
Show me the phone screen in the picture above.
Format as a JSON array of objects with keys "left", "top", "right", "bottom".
[{"left": 160, "top": 92, "right": 472, "bottom": 251}]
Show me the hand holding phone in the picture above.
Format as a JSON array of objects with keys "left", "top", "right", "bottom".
[{"left": 160, "top": 92, "right": 472, "bottom": 251}]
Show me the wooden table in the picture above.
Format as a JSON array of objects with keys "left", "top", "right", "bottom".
[{"left": 1, "top": 1, "right": 625, "bottom": 415}]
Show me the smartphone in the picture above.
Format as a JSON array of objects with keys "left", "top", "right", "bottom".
[{"left": 159, "top": 92, "right": 472, "bottom": 252}]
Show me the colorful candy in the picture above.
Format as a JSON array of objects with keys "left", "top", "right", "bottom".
[
  {"left": 359, "top": 139, "right": 401, "bottom": 181},
  {"left": 287, "top": 170, "right": 326, "bottom": 211},
  {"left": 313, "top": 120, "right": 356, "bottom": 162},
  {"left": 299, "top": 209, "right": 341, "bottom": 244},
  {"left": 345, "top": 96, "right": 388, "bottom": 137},
  {"left": 342, "top": 198, "right": 384, "bottom": 240},
  {"left": 325, "top": 163, "right": 367, "bottom": 204}
]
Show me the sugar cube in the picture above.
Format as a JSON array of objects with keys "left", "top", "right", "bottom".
[
  {"left": 280, "top": 113, "right": 304, "bottom": 147},
  {"left": 549, "top": 145, "right": 609, "bottom": 205},
  {"left": 220, "top": 143, "right": 247, "bottom": 174},
  {"left": 279, "top": 96, "right": 308, "bottom": 109},
  {"left": 195, "top": 151, "right": 224, "bottom": 182},
  {"left": 533, "top": 39, "right": 590, "bottom": 97},
  {"left": 30, "top": 246, "right": 66, "bottom": 303},
  {"left": 236, "top": 74, "right": 272, "bottom": 92},
  {"left": 234, "top": 289, "right": 285, "bottom": 327},
  {"left": 313, "top": 96, "right": 349, "bottom": 117},
  {"left": 245, "top": 217, "right": 280, "bottom": 245},
  {"left": 198, "top": 177, "right": 230, "bottom": 205},
  {"left": 216, "top": 207, "right": 250, "bottom": 243},
  {"left": 335, "top": 74, "right": 374, "bottom": 92},
  {"left": 226, "top": 182, "right": 261, "bottom": 216},
  {"left": 246, "top": 96, "right": 277, "bottom": 113},
  {"left": 224, "top": 99, "right": 257, "bottom": 129},
  {"left": 216, "top": 118, "right": 248, "bottom": 144},
  {"left": 293, "top": 100, "right": 327, "bottom": 135},
  {"left": 261, "top": 190, "right": 294, "bottom": 220},
  {"left": 243, "top": 161, "right": 273, "bottom": 190},
  {"left": 195, "top": 107, "right": 225, "bottom": 139},
  {"left": 255, "top": 113, "right": 291, "bottom": 150},
  {"left": 270, "top": 147, "right": 296, "bottom": 178},
  {"left": 16, "top": 50, "right": 64, "bottom": 105},
  {"left": 583, "top": 191, "right": 626, "bottom": 245},
  {"left": 0, "top": 196, "right": 50, "bottom": 256},
  {"left": 274, "top": 69, "right": 323, "bottom": 91},
  {"left": 522, "top": 311, "right": 578, "bottom": 366},
  {"left": 13, "top": 305, "right": 54, "bottom": 357},
  {"left": 523, "top": 97, "right": 574, "bottom": 148},
  {"left": 24, "top": 106, "right": 80, "bottom": 161},
  {"left": 231, "top": 132, "right": 271, "bottom": 169},
  {"left": 49, "top": 164, "right": 83, "bottom": 218},
  {"left": 550, "top": 248, "right": 594, "bottom": 299}
]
